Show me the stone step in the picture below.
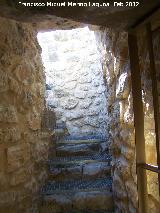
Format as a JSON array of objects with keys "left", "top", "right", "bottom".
[
  {"left": 49, "top": 162, "right": 111, "bottom": 181},
  {"left": 55, "top": 141, "right": 107, "bottom": 157},
  {"left": 57, "top": 135, "right": 107, "bottom": 144},
  {"left": 48, "top": 153, "right": 111, "bottom": 165},
  {"left": 40, "top": 178, "right": 113, "bottom": 213},
  {"left": 48, "top": 153, "right": 111, "bottom": 181}
]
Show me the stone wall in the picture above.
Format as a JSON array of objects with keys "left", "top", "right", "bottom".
[
  {"left": 95, "top": 27, "right": 160, "bottom": 212},
  {"left": 0, "top": 17, "right": 53, "bottom": 212},
  {"left": 98, "top": 29, "right": 137, "bottom": 213},
  {"left": 38, "top": 27, "right": 108, "bottom": 137}
]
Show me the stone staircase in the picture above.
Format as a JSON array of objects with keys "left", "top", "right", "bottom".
[{"left": 39, "top": 123, "right": 114, "bottom": 213}]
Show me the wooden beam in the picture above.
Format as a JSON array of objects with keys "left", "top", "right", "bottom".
[
  {"left": 138, "top": 163, "right": 160, "bottom": 174},
  {"left": 128, "top": 7, "right": 160, "bottom": 34},
  {"left": 146, "top": 23, "right": 160, "bottom": 196},
  {"left": 128, "top": 33, "right": 148, "bottom": 213}
]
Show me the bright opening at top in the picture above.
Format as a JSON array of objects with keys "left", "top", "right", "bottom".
[{"left": 37, "top": 27, "right": 108, "bottom": 137}]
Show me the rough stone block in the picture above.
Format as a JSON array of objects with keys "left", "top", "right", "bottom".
[
  {"left": 27, "top": 108, "right": 41, "bottom": 130},
  {"left": 0, "top": 72, "right": 9, "bottom": 92},
  {"left": 84, "top": 117, "right": 100, "bottom": 127},
  {"left": 74, "top": 90, "right": 87, "bottom": 99},
  {"left": 10, "top": 168, "right": 29, "bottom": 186},
  {"left": 62, "top": 98, "right": 78, "bottom": 109},
  {"left": 0, "top": 105, "right": 18, "bottom": 123},
  {"left": 79, "top": 99, "right": 92, "bottom": 109},
  {"left": 0, "top": 127, "right": 21, "bottom": 143},
  {"left": 116, "top": 72, "right": 130, "bottom": 99},
  {"left": 7, "top": 144, "right": 30, "bottom": 172}
]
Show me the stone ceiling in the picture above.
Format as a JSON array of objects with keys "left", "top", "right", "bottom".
[{"left": 0, "top": 0, "right": 159, "bottom": 31}]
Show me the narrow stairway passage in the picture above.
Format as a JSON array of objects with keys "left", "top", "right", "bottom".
[{"left": 39, "top": 122, "right": 114, "bottom": 213}]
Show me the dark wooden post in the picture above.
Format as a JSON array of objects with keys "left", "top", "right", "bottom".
[
  {"left": 146, "top": 23, "right": 160, "bottom": 196},
  {"left": 128, "top": 33, "right": 148, "bottom": 213}
]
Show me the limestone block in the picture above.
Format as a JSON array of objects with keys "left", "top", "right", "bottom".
[
  {"left": 27, "top": 108, "right": 41, "bottom": 130},
  {"left": 54, "top": 109, "right": 63, "bottom": 119},
  {"left": 21, "top": 91, "right": 35, "bottom": 108},
  {"left": 48, "top": 52, "right": 59, "bottom": 62},
  {"left": 92, "top": 80, "right": 100, "bottom": 87},
  {"left": 0, "top": 127, "right": 21, "bottom": 143},
  {"left": 55, "top": 89, "right": 69, "bottom": 98},
  {"left": 0, "top": 105, "right": 18, "bottom": 123},
  {"left": 116, "top": 157, "right": 131, "bottom": 180},
  {"left": 79, "top": 99, "right": 92, "bottom": 109},
  {"left": 87, "top": 108, "right": 100, "bottom": 116},
  {"left": 116, "top": 72, "right": 130, "bottom": 99},
  {"left": 84, "top": 117, "right": 100, "bottom": 128},
  {"left": 10, "top": 168, "right": 29, "bottom": 186},
  {"left": 97, "top": 86, "right": 106, "bottom": 94},
  {"left": 78, "top": 76, "right": 92, "bottom": 84},
  {"left": 36, "top": 83, "right": 45, "bottom": 97},
  {"left": 121, "top": 145, "right": 134, "bottom": 160},
  {"left": 9, "top": 77, "right": 20, "bottom": 94},
  {"left": 7, "top": 144, "right": 30, "bottom": 172},
  {"left": 94, "top": 98, "right": 102, "bottom": 106},
  {"left": 79, "top": 85, "right": 89, "bottom": 91},
  {"left": 65, "top": 73, "right": 78, "bottom": 82},
  {"left": 120, "top": 127, "right": 135, "bottom": 145},
  {"left": 62, "top": 98, "right": 79, "bottom": 109},
  {"left": 54, "top": 78, "right": 65, "bottom": 88},
  {"left": 125, "top": 180, "right": 138, "bottom": 208},
  {"left": 74, "top": 90, "right": 87, "bottom": 99},
  {"left": 113, "top": 169, "right": 128, "bottom": 200},
  {"left": 131, "top": 158, "right": 137, "bottom": 184},
  {"left": 0, "top": 72, "right": 9, "bottom": 92},
  {"left": 87, "top": 90, "right": 96, "bottom": 98},
  {"left": 15, "top": 63, "right": 34, "bottom": 83},
  {"left": 72, "top": 120, "right": 84, "bottom": 128},
  {"left": 0, "top": 191, "right": 16, "bottom": 205},
  {"left": 64, "top": 81, "right": 77, "bottom": 90},
  {"left": 65, "top": 111, "right": 83, "bottom": 121}
]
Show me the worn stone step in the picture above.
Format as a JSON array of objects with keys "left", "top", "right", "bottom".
[
  {"left": 57, "top": 135, "right": 107, "bottom": 144},
  {"left": 40, "top": 191, "right": 114, "bottom": 213},
  {"left": 41, "top": 177, "right": 112, "bottom": 194},
  {"left": 48, "top": 153, "right": 111, "bottom": 181},
  {"left": 49, "top": 162, "right": 111, "bottom": 181},
  {"left": 57, "top": 139, "right": 107, "bottom": 144},
  {"left": 48, "top": 153, "right": 111, "bottom": 165},
  {"left": 40, "top": 178, "right": 113, "bottom": 213},
  {"left": 55, "top": 142, "right": 106, "bottom": 157}
]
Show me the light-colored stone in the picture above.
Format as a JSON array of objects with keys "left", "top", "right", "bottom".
[
  {"left": 62, "top": 98, "right": 79, "bottom": 109},
  {"left": 83, "top": 162, "right": 110, "bottom": 176},
  {"left": 38, "top": 28, "right": 107, "bottom": 137}
]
